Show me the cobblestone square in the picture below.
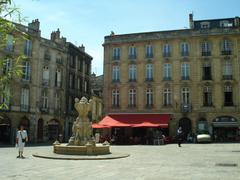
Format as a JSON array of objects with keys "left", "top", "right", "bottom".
[{"left": 0, "top": 144, "right": 240, "bottom": 180}]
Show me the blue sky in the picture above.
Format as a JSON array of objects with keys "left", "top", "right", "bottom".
[{"left": 14, "top": 0, "right": 240, "bottom": 75}]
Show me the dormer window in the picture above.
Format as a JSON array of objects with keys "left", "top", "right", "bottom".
[{"left": 200, "top": 22, "right": 210, "bottom": 29}]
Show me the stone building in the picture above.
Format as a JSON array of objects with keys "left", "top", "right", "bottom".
[
  {"left": 0, "top": 19, "right": 93, "bottom": 144},
  {"left": 102, "top": 14, "right": 240, "bottom": 142},
  {"left": 64, "top": 43, "right": 92, "bottom": 140},
  {"left": 91, "top": 73, "right": 103, "bottom": 122}
]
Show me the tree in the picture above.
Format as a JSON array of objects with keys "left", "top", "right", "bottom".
[{"left": 0, "top": 0, "right": 27, "bottom": 109}]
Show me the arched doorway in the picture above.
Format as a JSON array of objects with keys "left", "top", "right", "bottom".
[
  {"left": 0, "top": 115, "right": 11, "bottom": 144},
  {"left": 48, "top": 119, "right": 60, "bottom": 141},
  {"left": 179, "top": 117, "right": 192, "bottom": 139},
  {"left": 37, "top": 118, "right": 44, "bottom": 142}
]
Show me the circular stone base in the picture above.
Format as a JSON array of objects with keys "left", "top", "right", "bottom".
[
  {"left": 32, "top": 152, "right": 130, "bottom": 160},
  {"left": 53, "top": 143, "right": 110, "bottom": 155}
]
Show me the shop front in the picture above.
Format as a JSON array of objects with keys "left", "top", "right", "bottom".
[
  {"left": 0, "top": 116, "right": 11, "bottom": 144},
  {"left": 212, "top": 116, "right": 239, "bottom": 142},
  {"left": 93, "top": 114, "right": 171, "bottom": 145}
]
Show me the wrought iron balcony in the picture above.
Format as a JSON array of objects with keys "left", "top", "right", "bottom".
[
  {"left": 129, "top": 78, "right": 137, "bottom": 82},
  {"left": 42, "top": 79, "right": 49, "bottom": 86},
  {"left": 112, "top": 79, "right": 120, "bottom": 83},
  {"left": 181, "top": 76, "right": 190, "bottom": 80},
  {"left": 202, "top": 76, "right": 212, "bottom": 80},
  {"left": 181, "top": 103, "right": 192, "bottom": 113},
  {"left": 112, "top": 55, "right": 120, "bottom": 60},
  {"left": 20, "top": 104, "right": 29, "bottom": 112},
  {"left": 181, "top": 51, "right": 189, "bottom": 57},
  {"left": 40, "top": 107, "right": 49, "bottom": 113},
  {"left": 221, "top": 50, "right": 231, "bottom": 55},
  {"left": 145, "top": 53, "right": 153, "bottom": 59},
  {"left": 163, "top": 52, "right": 171, "bottom": 58},
  {"left": 163, "top": 77, "right": 172, "bottom": 81},
  {"left": 56, "top": 58, "right": 63, "bottom": 64},
  {"left": 224, "top": 102, "right": 234, "bottom": 106},
  {"left": 145, "top": 77, "right": 154, "bottom": 82},
  {"left": 128, "top": 54, "right": 137, "bottom": 60},
  {"left": 222, "top": 75, "right": 232, "bottom": 80},
  {"left": 202, "top": 51, "right": 211, "bottom": 56}
]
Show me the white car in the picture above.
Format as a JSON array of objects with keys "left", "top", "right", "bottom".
[{"left": 197, "top": 134, "right": 212, "bottom": 143}]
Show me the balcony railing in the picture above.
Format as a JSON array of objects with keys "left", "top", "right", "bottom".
[
  {"left": 224, "top": 102, "right": 234, "bottom": 106},
  {"left": 20, "top": 104, "right": 29, "bottom": 112},
  {"left": 181, "top": 76, "right": 190, "bottom": 80},
  {"left": 40, "top": 107, "right": 49, "bottom": 113},
  {"left": 223, "top": 75, "right": 232, "bottom": 80},
  {"left": 112, "top": 104, "right": 120, "bottom": 108},
  {"left": 42, "top": 79, "right": 49, "bottom": 86},
  {"left": 112, "top": 79, "right": 120, "bottom": 83},
  {"left": 112, "top": 56, "right": 120, "bottom": 60},
  {"left": 202, "top": 51, "right": 211, "bottom": 56},
  {"left": 128, "top": 104, "right": 136, "bottom": 108},
  {"left": 145, "top": 53, "right": 153, "bottom": 59},
  {"left": 145, "top": 77, "right": 154, "bottom": 82},
  {"left": 203, "top": 102, "right": 213, "bottom": 107},
  {"left": 163, "top": 52, "right": 171, "bottom": 58},
  {"left": 129, "top": 78, "right": 137, "bottom": 82},
  {"left": 221, "top": 50, "right": 231, "bottom": 55},
  {"left": 128, "top": 54, "right": 137, "bottom": 60},
  {"left": 146, "top": 104, "right": 154, "bottom": 108},
  {"left": 163, "top": 77, "right": 172, "bottom": 81},
  {"left": 56, "top": 58, "right": 63, "bottom": 64},
  {"left": 181, "top": 51, "right": 189, "bottom": 57},
  {"left": 181, "top": 103, "right": 192, "bottom": 112},
  {"left": 202, "top": 76, "right": 212, "bottom": 80}
]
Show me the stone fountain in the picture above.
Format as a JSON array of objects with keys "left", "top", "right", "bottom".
[{"left": 53, "top": 97, "right": 110, "bottom": 155}]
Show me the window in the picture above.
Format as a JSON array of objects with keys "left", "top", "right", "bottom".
[
  {"left": 146, "top": 45, "right": 153, "bottom": 58},
  {"left": 44, "top": 50, "right": 51, "bottom": 61},
  {"left": 69, "top": 74, "right": 75, "bottom": 89},
  {"left": 224, "top": 85, "right": 233, "bottom": 106},
  {"left": 181, "top": 63, "right": 190, "bottom": 80},
  {"left": 163, "top": 63, "right": 172, "bottom": 80},
  {"left": 128, "top": 46, "right": 137, "bottom": 59},
  {"left": 70, "top": 56, "right": 75, "bottom": 68},
  {"left": 128, "top": 89, "right": 136, "bottom": 107},
  {"left": 84, "top": 80, "right": 87, "bottom": 92},
  {"left": 22, "top": 61, "right": 30, "bottom": 81},
  {"left": 68, "top": 96, "right": 73, "bottom": 112},
  {"left": 163, "top": 44, "right": 171, "bottom": 57},
  {"left": 55, "top": 69, "right": 61, "bottom": 87},
  {"left": 223, "top": 61, "right": 232, "bottom": 80},
  {"left": 113, "top": 47, "right": 121, "bottom": 60},
  {"left": 112, "top": 66, "right": 120, "bottom": 82},
  {"left": 203, "top": 63, "right": 212, "bottom": 80},
  {"left": 6, "top": 34, "right": 14, "bottom": 52},
  {"left": 42, "top": 66, "right": 49, "bottom": 85},
  {"left": 21, "top": 88, "right": 29, "bottom": 111},
  {"left": 55, "top": 93, "right": 60, "bottom": 111},
  {"left": 163, "top": 88, "right": 172, "bottom": 106},
  {"left": 203, "top": 86, "right": 212, "bottom": 106},
  {"left": 181, "top": 87, "right": 190, "bottom": 104},
  {"left": 146, "top": 64, "right": 153, "bottom": 81},
  {"left": 220, "top": 20, "right": 233, "bottom": 28},
  {"left": 3, "top": 59, "right": 12, "bottom": 74},
  {"left": 146, "top": 88, "right": 153, "bottom": 107},
  {"left": 201, "top": 41, "right": 211, "bottom": 56},
  {"left": 221, "top": 39, "right": 231, "bottom": 55},
  {"left": 42, "top": 91, "right": 48, "bottom": 110},
  {"left": 181, "top": 42, "right": 189, "bottom": 56},
  {"left": 24, "top": 39, "right": 32, "bottom": 56},
  {"left": 200, "top": 22, "right": 210, "bottom": 29},
  {"left": 0, "top": 86, "right": 10, "bottom": 109},
  {"left": 112, "top": 89, "right": 120, "bottom": 107},
  {"left": 128, "top": 65, "right": 137, "bottom": 81},
  {"left": 77, "top": 77, "right": 81, "bottom": 90}
]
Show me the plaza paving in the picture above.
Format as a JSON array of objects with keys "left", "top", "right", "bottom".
[{"left": 0, "top": 143, "right": 240, "bottom": 180}]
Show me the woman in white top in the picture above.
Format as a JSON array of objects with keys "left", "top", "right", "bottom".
[{"left": 16, "top": 125, "right": 28, "bottom": 158}]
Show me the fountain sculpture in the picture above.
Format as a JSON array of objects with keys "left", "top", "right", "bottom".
[{"left": 53, "top": 97, "right": 110, "bottom": 155}]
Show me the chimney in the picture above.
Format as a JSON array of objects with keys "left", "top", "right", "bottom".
[
  {"left": 28, "top": 19, "right": 40, "bottom": 31},
  {"left": 79, "top": 44, "right": 85, "bottom": 52},
  {"left": 50, "top": 29, "right": 61, "bottom": 42},
  {"left": 51, "top": 31, "right": 56, "bottom": 41},
  {"left": 189, "top": 13, "right": 194, "bottom": 29},
  {"left": 56, "top": 28, "right": 60, "bottom": 39}
]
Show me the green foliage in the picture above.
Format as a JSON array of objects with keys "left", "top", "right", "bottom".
[{"left": 0, "top": 0, "right": 27, "bottom": 110}]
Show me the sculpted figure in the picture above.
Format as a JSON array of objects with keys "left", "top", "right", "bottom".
[{"left": 68, "top": 97, "right": 93, "bottom": 146}]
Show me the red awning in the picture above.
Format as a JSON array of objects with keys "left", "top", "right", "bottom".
[
  {"left": 98, "top": 114, "right": 170, "bottom": 128},
  {"left": 92, "top": 123, "right": 110, "bottom": 129}
]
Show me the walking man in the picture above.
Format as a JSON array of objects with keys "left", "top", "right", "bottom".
[
  {"left": 16, "top": 125, "right": 28, "bottom": 158},
  {"left": 177, "top": 127, "right": 183, "bottom": 147}
]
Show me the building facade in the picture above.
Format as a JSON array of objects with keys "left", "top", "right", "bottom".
[
  {"left": 0, "top": 20, "right": 93, "bottom": 144},
  {"left": 64, "top": 43, "right": 92, "bottom": 140},
  {"left": 103, "top": 14, "right": 240, "bottom": 141}
]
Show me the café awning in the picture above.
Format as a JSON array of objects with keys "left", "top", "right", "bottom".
[
  {"left": 97, "top": 114, "right": 170, "bottom": 128},
  {"left": 92, "top": 123, "right": 110, "bottom": 129}
]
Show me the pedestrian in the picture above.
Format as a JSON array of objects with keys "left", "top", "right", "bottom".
[
  {"left": 16, "top": 125, "right": 28, "bottom": 159},
  {"left": 177, "top": 127, "right": 183, "bottom": 147}
]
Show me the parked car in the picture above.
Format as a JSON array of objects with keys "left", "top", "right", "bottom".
[{"left": 196, "top": 133, "right": 212, "bottom": 143}]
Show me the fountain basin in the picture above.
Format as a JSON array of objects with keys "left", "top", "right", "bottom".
[{"left": 53, "top": 143, "right": 110, "bottom": 155}]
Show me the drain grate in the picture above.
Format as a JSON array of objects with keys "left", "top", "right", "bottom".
[{"left": 216, "top": 163, "right": 238, "bottom": 167}]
